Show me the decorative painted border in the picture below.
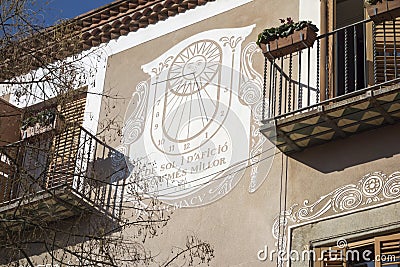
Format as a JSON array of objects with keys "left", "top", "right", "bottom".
[
  {"left": 272, "top": 171, "right": 400, "bottom": 264},
  {"left": 240, "top": 42, "right": 271, "bottom": 193}
]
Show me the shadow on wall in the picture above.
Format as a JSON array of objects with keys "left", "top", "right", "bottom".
[
  {"left": 290, "top": 123, "right": 400, "bottom": 173},
  {"left": 0, "top": 148, "right": 132, "bottom": 265},
  {"left": 0, "top": 213, "right": 120, "bottom": 265}
]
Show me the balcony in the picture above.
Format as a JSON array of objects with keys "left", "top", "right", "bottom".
[
  {"left": 260, "top": 18, "right": 400, "bottom": 153},
  {"left": 0, "top": 125, "right": 127, "bottom": 231}
]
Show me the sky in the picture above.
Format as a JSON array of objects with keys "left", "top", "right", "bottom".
[{"left": 42, "top": 0, "right": 115, "bottom": 25}]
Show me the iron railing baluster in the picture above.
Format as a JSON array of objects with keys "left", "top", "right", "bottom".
[
  {"left": 94, "top": 140, "right": 101, "bottom": 205},
  {"left": 262, "top": 57, "right": 267, "bottom": 121},
  {"left": 325, "top": 39, "right": 329, "bottom": 100},
  {"left": 344, "top": 28, "right": 349, "bottom": 94},
  {"left": 373, "top": 22, "right": 377, "bottom": 84},
  {"left": 78, "top": 131, "right": 87, "bottom": 192},
  {"left": 284, "top": 78, "right": 288, "bottom": 114},
  {"left": 288, "top": 53, "right": 293, "bottom": 112},
  {"left": 271, "top": 59, "right": 276, "bottom": 117},
  {"left": 383, "top": 21, "right": 388, "bottom": 82},
  {"left": 316, "top": 39, "right": 320, "bottom": 103},
  {"left": 354, "top": 25, "right": 358, "bottom": 91},
  {"left": 298, "top": 51, "right": 303, "bottom": 109},
  {"left": 307, "top": 47, "right": 311, "bottom": 106},
  {"left": 87, "top": 131, "right": 94, "bottom": 198},
  {"left": 279, "top": 58, "right": 283, "bottom": 115},
  {"left": 95, "top": 141, "right": 104, "bottom": 204},
  {"left": 363, "top": 22, "right": 368, "bottom": 89},
  {"left": 276, "top": 60, "right": 280, "bottom": 116},
  {"left": 268, "top": 60, "right": 273, "bottom": 118},
  {"left": 118, "top": 178, "right": 127, "bottom": 218},
  {"left": 394, "top": 19, "right": 398, "bottom": 79}
]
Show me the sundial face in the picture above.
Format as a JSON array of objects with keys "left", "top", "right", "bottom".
[
  {"left": 120, "top": 27, "right": 276, "bottom": 208},
  {"left": 135, "top": 62, "right": 245, "bottom": 206},
  {"left": 167, "top": 40, "right": 221, "bottom": 95},
  {"left": 150, "top": 41, "right": 228, "bottom": 157}
]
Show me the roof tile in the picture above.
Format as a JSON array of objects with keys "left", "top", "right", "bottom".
[{"left": 0, "top": 0, "right": 217, "bottom": 80}]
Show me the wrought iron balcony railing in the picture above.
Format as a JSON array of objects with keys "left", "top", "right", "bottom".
[
  {"left": 260, "top": 18, "right": 400, "bottom": 153},
  {"left": 262, "top": 18, "right": 400, "bottom": 120},
  {"left": 0, "top": 125, "right": 127, "bottom": 222}
]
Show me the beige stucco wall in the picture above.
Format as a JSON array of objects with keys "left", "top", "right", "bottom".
[
  {"left": 85, "top": 0, "right": 400, "bottom": 266},
  {"left": 93, "top": 1, "right": 296, "bottom": 265},
  {"left": 97, "top": 0, "right": 299, "bottom": 265},
  {"left": 3, "top": 0, "right": 400, "bottom": 266}
]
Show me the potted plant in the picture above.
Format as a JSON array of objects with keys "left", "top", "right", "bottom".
[
  {"left": 365, "top": 0, "right": 400, "bottom": 23},
  {"left": 21, "top": 109, "right": 65, "bottom": 138},
  {"left": 257, "top": 18, "right": 319, "bottom": 60}
]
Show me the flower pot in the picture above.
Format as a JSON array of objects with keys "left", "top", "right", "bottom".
[
  {"left": 21, "top": 115, "right": 64, "bottom": 139},
  {"left": 260, "top": 26, "right": 318, "bottom": 61},
  {"left": 367, "top": 0, "right": 400, "bottom": 24}
]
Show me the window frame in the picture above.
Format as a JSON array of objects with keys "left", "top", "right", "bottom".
[{"left": 315, "top": 233, "right": 400, "bottom": 267}]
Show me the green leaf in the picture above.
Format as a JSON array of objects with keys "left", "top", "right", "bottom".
[{"left": 257, "top": 19, "right": 318, "bottom": 46}]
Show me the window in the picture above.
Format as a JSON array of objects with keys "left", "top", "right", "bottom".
[
  {"left": 334, "top": 0, "right": 366, "bottom": 95},
  {"left": 315, "top": 233, "right": 400, "bottom": 267}
]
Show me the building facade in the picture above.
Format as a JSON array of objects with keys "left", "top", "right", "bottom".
[{"left": 1, "top": 0, "right": 400, "bottom": 266}]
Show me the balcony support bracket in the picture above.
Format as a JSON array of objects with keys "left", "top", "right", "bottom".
[
  {"left": 320, "top": 112, "right": 347, "bottom": 138},
  {"left": 276, "top": 129, "right": 301, "bottom": 152},
  {"left": 367, "top": 90, "right": 395, "bottom": 124}
]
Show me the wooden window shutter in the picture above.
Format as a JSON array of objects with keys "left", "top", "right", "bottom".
[
  {"left": 374, "top": 18, "right": 400, "bottom": 83},
  {"left": 46, "top": 92, "right": 87, "bottom": 188},
  {"left": 375, "top": 233, "right": 400, "bottom": 267},
  {"left": 59, "top": 92, "right": 87, "bottom": 125},
  {"left": 315, "top": 247, "right": 347, "bottom": 267}
]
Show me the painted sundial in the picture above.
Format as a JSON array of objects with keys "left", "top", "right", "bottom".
[{"left": 121, "top": 26, "right": 276, "bottom": 208}]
